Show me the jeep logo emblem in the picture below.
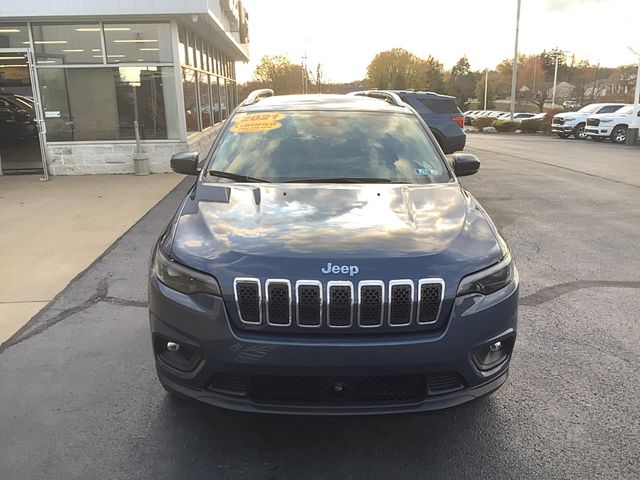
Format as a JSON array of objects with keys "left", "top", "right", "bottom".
[{"left": 321, "top": 262, "right": 359, "bottom": 276}]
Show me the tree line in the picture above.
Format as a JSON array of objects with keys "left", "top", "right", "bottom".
[{"left": 241, "top": 50, "right": 637, "bottom": 112}]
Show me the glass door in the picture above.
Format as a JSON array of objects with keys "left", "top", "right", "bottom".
[{"left": 0, "top": 48, "right": 47, "bottom": 177}]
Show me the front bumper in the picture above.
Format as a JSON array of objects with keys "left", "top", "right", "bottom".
[
  {"left": 585, "top": 126, "right": 612, "bottom": 137},
  {"left": 551, "top": 125, "right": 574, "bottom": 134},
  {"left": 148, "top": 275, "right": 518, "bottom": 415}
]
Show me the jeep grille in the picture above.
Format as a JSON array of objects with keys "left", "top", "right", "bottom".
[{"left": 233, "top": 278, "right": 445, "bottom": 332}]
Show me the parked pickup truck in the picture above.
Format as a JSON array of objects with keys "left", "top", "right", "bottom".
[
  {"left": 551, "top": 103, "right": 627, "bottom": 139},
  {"left": 584, "top": 104, "right": 638, "bottom": 143}
]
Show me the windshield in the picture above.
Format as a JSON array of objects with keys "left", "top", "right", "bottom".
[
  {"left": 578, "top": 104, "right": 601, "bottom": 114},
  {"left": 206, "top": 111, "right": 450, "bottom": 183}
]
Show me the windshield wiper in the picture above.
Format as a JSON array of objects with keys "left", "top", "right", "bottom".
[
  {"left": 208, "top": 170, "right": 271, "bottom": 183},
  {"left": 284, "top": 177, "right": 394, "bottom": 184}
]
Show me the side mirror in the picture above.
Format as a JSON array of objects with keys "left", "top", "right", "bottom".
[
  {"left": 170, "top": 152, "right": 199, "bottom": 175},
  {"left": 452, "top": 153, "right": 480, "bottom": 177}
]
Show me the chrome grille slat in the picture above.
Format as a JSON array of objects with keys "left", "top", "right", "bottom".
[
  {"left": 265, "top": 279, "right": 291, "bottom": 326},
  {"left": 388, "top": 280, "right": 414, "bottom": 326},
  {"left": 234, "top": 277, "right": 444, "bottom": 330},
  {"left": 234, "top": 278, "right": 262, "bottom": 325},
  {"left": 417, "top": 279, "right": 444, "bottom": 325},
  {"left": 296, "top": 280, "right": 322, "bottom": 327},
  {"left": 358, "top": 280, "right": 384, "bottom": 328},
  {"left": 327, "top": 281, "right": 354, "bottom": 328}
]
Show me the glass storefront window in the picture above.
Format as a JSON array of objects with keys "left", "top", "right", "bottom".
[
  {"left": 228, "top": 81, "right": 236, "bottom": 110},
  {"left": 178, "top": 26, "right": 187, "bottom": 65},
  {"left": 115, "top": 67, "right": 179, "bottom": 140},
  {"left": 211, "top": 76, "right": 220, "bottom": 124},
  {"left": 104, "top": 23, "right": 172, "bottom": 64},
  {"left": 219, "top": 80, "right": 228, "bottom": 120},
  {"left": 0, "top": 24, "right": 29, "bottom": 48},
  {"left": 38, "top": 66, "right": 178, "bottom": 141},
  {"left": 37, "top": 68, "right": 73, "bottom": 141},
  {"left": 194, "top": 36, "right": 201, "bottom": 70},
  {"left": 213, "top": 51, "right": 219, "bottom": 75},
  {"left": 187, "top": 32, "right": 195, "bottom": 67},
  {"left": 182, "top": 67, "right": 198, "bottom": 132},
  {"left": 198, "top": 73, "right": 212, "bottom": 129},
  {"left": 206, "top": 46, "right": 213, "bottom": 73},
  {"left": 31, "top": 23, "right": 103, "bottom": 65}
]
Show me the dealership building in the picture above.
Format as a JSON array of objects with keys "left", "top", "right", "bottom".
[{"left": 0, "top": 0, "right": 249, "bottom": 175}]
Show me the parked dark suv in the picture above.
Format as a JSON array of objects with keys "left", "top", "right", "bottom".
[
  {"left": 390, "top": 90, "right": 466, "bottom": 153},
  {"left": 149, "top": 90, "right": 518, "bottom": 415}
]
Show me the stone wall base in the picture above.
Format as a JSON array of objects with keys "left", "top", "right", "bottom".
[{"left": 47, "top": 126, "right": 221, "bottom": 175}]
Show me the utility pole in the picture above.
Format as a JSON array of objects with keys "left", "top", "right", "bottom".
[
  {"left": 531, "top": 57, "right": 538, "bottom": 95},
  {"left": 484, "top": 69, "right": 489, "bottom": 110},
  {"left": 509, "top": 0, "right": 522, "bottom": 120},
  {"left": 627, "top": 47, "right": 640, "bottom": 145},
  {"left": 591, "top": 60, "right": 600, "bottom": 102},
  {"left": 551, "top": 48, "right": 560, "bottom": 109},
  {"left": 301, "top": 52, "right": 308, "bottom": 94}
]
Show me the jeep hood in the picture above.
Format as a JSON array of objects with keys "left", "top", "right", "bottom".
[{"left": 168, "top": 183, "right": 503, "bottom": 275}]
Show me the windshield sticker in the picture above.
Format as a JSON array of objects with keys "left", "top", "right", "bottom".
[
  {"left": 416, "top": 168, "right": 437, "bottom": 176},
  {"left": 230, "top": 113, "right": 286, "bottom": 133}
]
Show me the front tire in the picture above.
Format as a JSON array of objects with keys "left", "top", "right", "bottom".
[
  {"left": 573, "top": 123, "right": 588, "bottom": 140},
  {"left": 610, "top": 125, "right": 627, "bottom": 144}
]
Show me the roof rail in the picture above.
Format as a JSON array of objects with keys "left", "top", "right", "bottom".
[
  {"left": 244, "top": 88, "right": 274, "bottom": 106},
  {"left": 347, "top": 90, "right": 405, "bottom": 108}
]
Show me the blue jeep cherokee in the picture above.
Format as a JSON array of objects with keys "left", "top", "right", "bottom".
[
  {"left": 148, "top": 90, "right": 518, "bottom": 415},
  {"left": 391, "top": 90, "right": 467, "bottom": 154}
]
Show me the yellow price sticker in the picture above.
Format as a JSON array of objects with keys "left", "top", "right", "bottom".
[{"left": 230, "top": 113, "right": 286, "bottom": 133}]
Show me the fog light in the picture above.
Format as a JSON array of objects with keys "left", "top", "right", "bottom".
[
  {"left": 473, "top": 335, "right": 514, "bottom": 371},
  {"left": 153, "top": 335, "right": 201, "bottom": 372}
]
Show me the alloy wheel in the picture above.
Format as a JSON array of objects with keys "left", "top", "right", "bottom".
[{"left": 613, "top": 127, "right": 627, "bottom": 144}]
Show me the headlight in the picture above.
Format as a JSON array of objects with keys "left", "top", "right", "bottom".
[
  {"left": 457, "top": 254, "right": 514, "bottom": 297},
  {"left": 564, "top": 117, "right": 576, "bottom": 122},
  {"left": 153, "top": 248, "right": 221, "bottom": 296},
  {"left": 599, "top": 119, "right": 613, "bottom": 123}
]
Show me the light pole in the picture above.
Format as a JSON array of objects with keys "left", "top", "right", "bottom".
[
  {"left": 509, "top": 0, "right": 522, "bottom": 120},
  {"left": 627, "top": 46, "right": 640, "bottom": 145},
  {"left": 551, "top": 48, "right": 560, "bottom": 108},
  {"left": 550, "top": 48, "right": 569, "bottom": 109},
  {"left": 484, "top": 68, "right": 489, "bottom": 110}
]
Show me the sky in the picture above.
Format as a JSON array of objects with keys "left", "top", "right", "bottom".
[{"left": 236, "top": 0, "right": 640, "bottom": 83}]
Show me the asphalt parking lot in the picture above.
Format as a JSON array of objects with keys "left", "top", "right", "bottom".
[{"left": 1, "top": 134, "right": 639, "bottom": 479}]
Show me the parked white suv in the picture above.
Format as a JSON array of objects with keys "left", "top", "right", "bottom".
[
  {"left": 584, "top": 105, "right": 638, "bottom": 144},
  {"left": 551, "top": 103, "right": 627, "bottom": 140}
]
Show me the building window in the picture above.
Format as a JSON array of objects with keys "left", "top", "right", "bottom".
[
  {"left": 186, "top": 32, "right": 195, "bottom": 67},
  {"left": 178, "top": 26, "right": 187, "bottom": 65},
  {"left": 0, "top": 24, "right": 29, "bottom": 48},
  {"left": 31, "top": 23, "right": 103, "bottom": 65},
  {"left": 219, "top": 80, "right": 228, "bottom": 120},
  {"left": 211, "top": 76, "right": 220, "bottom": 124},
  {"left": 182, "top": 67, "right": 198, "bottom": 132},
  {"left": 194, "top": 36, "right": 202, "bottom": 70},
  {"left": 206, "top": 45, "right": 213, "bottom": 72},
  {"left": 38, "top": 66, "right": 178, "bottom": 141},
  {"left": 104, "top": 23, "right": 173, "bottom": 64},
  {"left": 199, "top": 73, "right": 212, "bottom": 129},
  {"left": 228, "top": 81, "right": 236, "bottom": 110}
]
